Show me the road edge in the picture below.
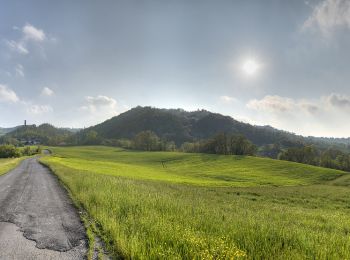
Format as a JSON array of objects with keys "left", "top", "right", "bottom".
[{"left": 39, "top": 158, "right": 110, "bottom": 260}]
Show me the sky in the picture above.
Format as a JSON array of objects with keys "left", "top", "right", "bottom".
[{"left": 1, "top": 0, "right": 350, "bottom": 137}]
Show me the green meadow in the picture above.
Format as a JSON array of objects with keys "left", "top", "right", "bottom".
[
  {"left": 40, "top": 146, "right": 350, "bottom": 259},
  {"left": 0, "top": 158, "right": 23, "bottom": 176}
]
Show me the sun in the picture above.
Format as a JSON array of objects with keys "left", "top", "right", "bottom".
[{"left": 242, "top": 59, "right": 259, "bottom": 76}]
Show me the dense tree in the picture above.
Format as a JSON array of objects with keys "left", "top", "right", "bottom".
[
  {"left": 319, "top": 149, "right": 350, "bottom": 171},
  {"left": 279, "top": 146, "right": 350, "bottom": 172},
  {"left": 0, "top": 145, "right": 21, "bottom": 158},
  {"left": 229, "top": 135, "right": 257, "bottom": 155},
  {"left": 133, "top": 131, "right": 160, "bottom": 151},
  {"left": 84, "top": 130, "right": 100, "bottom": 144},
  {"left": 336, "top": 154, "right": 350, "bottom": 171},
  {"left": 279, "top": 146, "right": 318, "bottom": 165},
  {"left": 181, "top": 133, "right": 256, "bottom": 156}
]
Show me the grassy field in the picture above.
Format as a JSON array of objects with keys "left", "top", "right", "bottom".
[
  {"left": 41, "top": 146, "right": 350, "bottom": 259},
  {"left": 0, "top": 158, "right": 24, "bottom": 176}
]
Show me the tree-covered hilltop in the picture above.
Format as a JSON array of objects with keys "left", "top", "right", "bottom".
[
  {"left": 0, "top": 123, "right": 74, "bottom": 146},
  {"left": 79, "top": 106, "right": 296, "bottom": 145},
  {"left": 78, "top": 106, "right": 350, "bottom": 150}
]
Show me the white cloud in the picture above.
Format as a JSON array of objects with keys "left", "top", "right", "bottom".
[
  {"left": 41, "top": 87, "right": 54, "bottom": 97},
  {"left": 0, "top": 83, "right": 54, "bottom": 118},
  {"left": 247, "top": 95, "right": 295, "bottom": 113},
  {"left": 18, "top": 99, "right": 54, "bottom": 115},
  {"left": 22, "top": 24, "right": 46, "bottom": 42},
  {"left": 326, "top": 93, "right": 350, "bottom": 108},
  {"left": 220, "top": 95, "right": 237, "bottom": 103},
  {"left": 300, "top": 102, "right": 320, "bottom": 114},
  {"left": 81, "top": 95, "right": 117, "bottom": 113},
  {"left": 246, "top": 93, "right": 350, "bottom": 137},
  {"left": 303, "top": 0, "right": 350, "bottom": 37},
  {"left": 15, "top": 64, "right": 24, "bottom": 77},
  {"left": 5, "top": 40, "right": 28, "bottom": 54},
  {"left": 247, "top": 93, "right": 350, "bottom": 114},
  {"left": 26, "top": 104, "right": 52, "bottom": 115},
  {"left": 79, "top": 95, "right": 118, "bottom": 125},
  {"left": 6, "top": 23, "right": 46, "bottom": 55},
  {"left": 0, "top": 84, "right": 19, "bottom": 103}
]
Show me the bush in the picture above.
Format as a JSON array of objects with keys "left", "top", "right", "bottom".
[
  {"left": 0, "top": 145, "right": 21, "bottom": 158},
  {"left": 21, "top": 146, "right": 42, "bottom": 156}
]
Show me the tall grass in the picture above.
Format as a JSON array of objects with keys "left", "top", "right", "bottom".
[
  {"left": 0, "top": 158, "right": 23, "bottom": 176},
  {"left": 41, "top": 146, "right": 350, "bottom": 259}
]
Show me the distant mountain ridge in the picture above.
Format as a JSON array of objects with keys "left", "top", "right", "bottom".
[
  {"left": 86, "top": 106, "right": 350, "bottom": 150},
  {"left": 0, "top": 126, "right": 19, "bottom": 136}
]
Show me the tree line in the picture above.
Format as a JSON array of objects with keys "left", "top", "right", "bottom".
[
  {"left": 5, "top": 124, "right": 348, "bottom": 172},
  {"left": 70, "top": 130, "right": 257, "bottom": 156},
  {"left": 0, "top": 145, "right": 42, "bottom": 158},
  {"left": 70, "top": 130, "right": 177, "bottom": 152},
  {"left": 278, "top": 145, "right": 350, "bottom": 172},
  {"left": 180, "top": 133, "right": 257, "bottom": 155}
]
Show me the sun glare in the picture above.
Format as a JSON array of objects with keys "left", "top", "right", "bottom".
[{"left": 242, "top": 59, "right": 259, "bottom": 76}]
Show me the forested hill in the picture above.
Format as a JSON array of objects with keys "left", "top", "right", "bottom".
[
  {"left": 89, "top": 106, "right": 298, "bottom": 146},
  {"left": 86, "top": 106, "right": 350, "bottom": 150},
  {"left": 0, "top": 124, "right": 73, "bottom": 145}
]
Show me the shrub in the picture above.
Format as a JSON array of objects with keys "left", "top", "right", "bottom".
[
  {"left": 0, "top": 145, "right": 21, "bottom": 158},
  {"left": 21, "top": 146, "right": 41, "bottom": 156}
]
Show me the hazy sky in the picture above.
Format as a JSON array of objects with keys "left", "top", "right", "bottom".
[{"left": 1, "top": 0, "right": 350, "bottom": 137}]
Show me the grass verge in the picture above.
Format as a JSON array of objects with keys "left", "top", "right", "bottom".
[{"left": 0, "top": 157, "right": 25, "bottom": 176}]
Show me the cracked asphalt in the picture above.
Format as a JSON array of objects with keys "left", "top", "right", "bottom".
[{"left": 0, "top": 157, "right": 87, "bottom": 259}]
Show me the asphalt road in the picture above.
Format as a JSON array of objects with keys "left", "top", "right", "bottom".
[{"left": 0, "top": 157, "right": 87, "bottom": 259}]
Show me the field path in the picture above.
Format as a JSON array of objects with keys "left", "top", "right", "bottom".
[{"left": 0, "top": 157, "right": 87, "bottom": 259}]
